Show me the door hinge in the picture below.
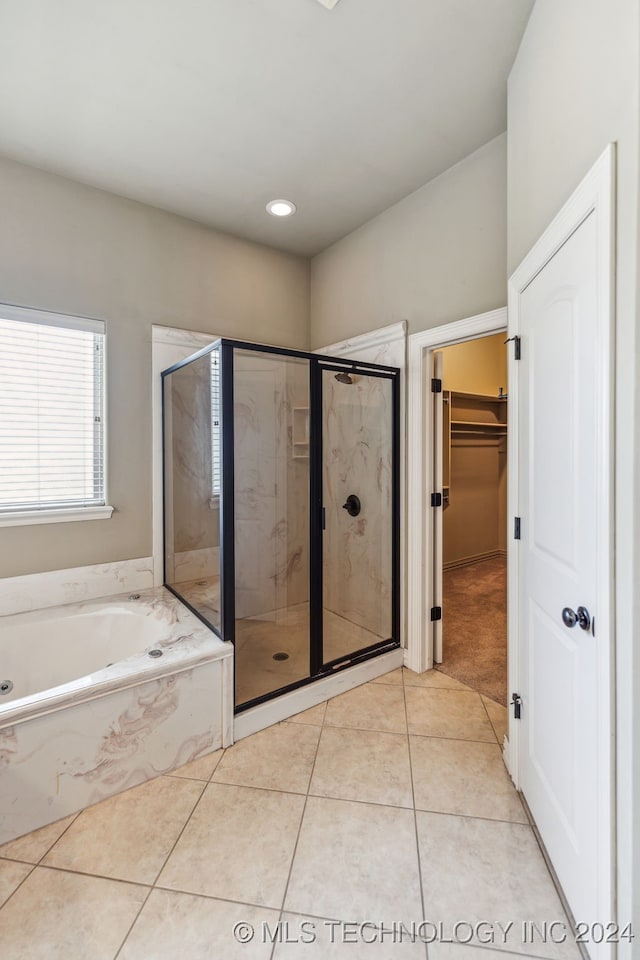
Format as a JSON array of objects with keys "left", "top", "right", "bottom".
[
  {"left": 514, "top": 517, "right": 521, "bottom": 540},
  {"left": 511, "top": 693, "right": 522, "bottom": 719},
  {"left": 430, "top": 606, "right": 442, "bottom": 622},
  {"left": 505, "top": 335, "right": 521, "bottom": 360},
  {"left": 431, "top": 378, "right": 442, "bottom": 393},
  {"left": 431, "top": 492, "right": 442, "bottom": 507}
]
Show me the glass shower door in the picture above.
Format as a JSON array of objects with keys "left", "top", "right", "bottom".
[
  {"left": 232, "top": 348, "right": 311, "bottom": 707},
  {"left": 320, "top": 366, "right": 396, "bottom": 666}
]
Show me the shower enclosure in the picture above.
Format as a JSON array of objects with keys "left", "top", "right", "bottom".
[{"left": 163, "top": 339, "right": 400, "bottom": 712}]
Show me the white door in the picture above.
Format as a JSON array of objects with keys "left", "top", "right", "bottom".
[
  {"left": 514, "top": 163, "right": 613, "bottom": 943},
  {"left": 432, "top": 350, "right": 444, "bottom": 663}
]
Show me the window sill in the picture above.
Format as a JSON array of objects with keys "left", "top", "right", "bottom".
[{"left": 0, "top": 506, "right": 115, "bottom": 528}]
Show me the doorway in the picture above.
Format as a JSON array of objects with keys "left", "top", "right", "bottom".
[{"left": 433, "top": 333, "right": 508, "bottom": 706}]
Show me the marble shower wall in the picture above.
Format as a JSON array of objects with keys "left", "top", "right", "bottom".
[
  {"left": 164, "top": 350, "right": 221, "bottom": 587},
  {"left": 233, "top": 350, "right": 309, "bottom": 621},
  {"left": 322, "top": 371, "right": 393, "bottom": 639}
]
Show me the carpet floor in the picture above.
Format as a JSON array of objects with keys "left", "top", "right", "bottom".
[{"left": 438, "top": 556, "right": 507, "bottom": 705}]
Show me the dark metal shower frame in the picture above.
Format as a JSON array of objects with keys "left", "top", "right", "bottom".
[{"left": 162, "top": 337, "right": 401, "bottom": 714}]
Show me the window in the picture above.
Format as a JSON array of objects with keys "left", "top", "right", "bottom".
[
  {"left": 210, "top": 349, "right": 221, "bottom": 499},
  {"left": 0, "top": 304, "right": 113, "bottom": 526}
]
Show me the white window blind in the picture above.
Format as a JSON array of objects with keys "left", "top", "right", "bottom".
[
  {"left": 0, "top": 306, "right": 106, "bottom": 514},
  {"left": 210, "top": 350, "right": 221, "bottom": 496}
]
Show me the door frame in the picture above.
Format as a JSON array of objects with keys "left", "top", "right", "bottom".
[
  {"left": 508, "top": 144, "right": 615, "bottom": 930},
  {"left": 406, "top": 307, "right": 508, "bottom": 681}
]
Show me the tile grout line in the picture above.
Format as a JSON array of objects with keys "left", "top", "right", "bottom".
[
  {"left": 0, "top": 807, "right": 81, "bottom": 873},
  {"left": 271, "top": 706, "right": 326, "bottom": 960},
  {"left": 479, "top": 693, "right": 503, "bottom": 745},
  {"left": 111, "top": 776, "right": 211, "bottom": 960},
  {"left": 0, "top": 860, "right": 37, "bottom": 913},
  {"left": 0, "top": 806, "right": 84, "bottom": 915},
  {"left": 401, "top": 670, "right": 430, "bottom": 960},
  {"left": 112, "top": 749, "right": 227, "bottom": 960}
]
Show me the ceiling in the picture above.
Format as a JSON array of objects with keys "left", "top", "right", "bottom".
[{"left": 0, "top": 0, "right": 534, "bottom": 257}]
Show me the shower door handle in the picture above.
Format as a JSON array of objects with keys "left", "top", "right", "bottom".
[{"left": 342, "top": 495, "right": 361, "bottom": 517}]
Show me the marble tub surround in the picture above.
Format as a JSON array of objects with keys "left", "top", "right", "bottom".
[
  {"left": 0, "top": 556, "right": 154, "bottom": 617},
  {"left": 0, "top": 588, "right": 233, "bottom": 845},
  {"left": 0, "top": 670, "right": 577, "bottom": 960},
  {"left": 0, "top": 587, "right": 230, "bottom": 721}
]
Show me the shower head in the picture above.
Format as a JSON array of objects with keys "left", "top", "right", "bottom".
[{"left": 334, "top": 372, "right": 353, "bottom": 385}]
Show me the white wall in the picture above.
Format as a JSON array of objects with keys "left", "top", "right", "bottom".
[
  {"left": 508, "top": 0, "right": 640, "bottom": 942},
  {"left": 0, "top": 157, "right": 309, "bottom": 579},
  {"left": 310, "top": 134, "right": 508, "bottom": 347}
]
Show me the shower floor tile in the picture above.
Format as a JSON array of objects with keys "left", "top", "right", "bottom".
[
  {"left": 0, "top": 670, "right": 577, "bottom": 960},
  {"left": 234, "top": 602, "right": 386, "bottom": 706}
]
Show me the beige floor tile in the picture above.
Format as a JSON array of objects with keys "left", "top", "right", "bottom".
[
  {"left": 158, "top": 782, "right": 305, "bottom": 908},
  {"left": 0, "top": 814, "right": 77, "bottom": 864},
  {"left": 324, "top": 682, "right": 407, "bottom": 734},
  {"left": 212, "top": 722, "right": 320, "bottom": 793},
  {"left": 274, "top": 913, "right": 426, "bottom": 958},
  {"left": 405, "top": 687, "right": 495, "bottom": 741},
  {"left": 483, "top": 696, "right": 509, "bottom": 744},
  {"left": 285, "top": 796, "right": 422, "bottom": 924},
  {"left": 43, "top": 776, "right": 204, "bottom": 885},
  {"left": 170, "top": 748, "right": 224, "bottom": 781},
  {"left": 430, "top": 946, "right": 539, "bottom": 960},
  {"left": 310, "top": 727, "right": 413, "bottom": 808},
  {"left": 403, "top": 668, "right": 473, "bottom": 691},
  {"left": 119, "top": 888, "right": 279, "bottom": 960},
  {"left": 288, "top": 701, "right": 327, "bottom": 726},
  {"left": 410, "top": 736, "right": 526, "bottom": 822},
  {"left": 417, "top": 812, "right": 580, "bottom": 959},
  {"left": 0, "top": 866, "right": 147, "bottom": 960},
  {"left": 371, "top": 668, "right": 404, "bottom": 685},
  {"left": 0, "top": 859, "right": 32, "bottom": 907}
]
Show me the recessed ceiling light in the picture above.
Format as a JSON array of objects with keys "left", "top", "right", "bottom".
[
  {"left": 266, "top": 199, "right": 297, "bottom": 218},
  {"left": 315, "top": 0, "right": 342, "bottom": 8}
]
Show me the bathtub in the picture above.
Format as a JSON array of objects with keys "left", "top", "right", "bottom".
[{"left": 0, "top": 588, "right": 233, "bottom": 844}]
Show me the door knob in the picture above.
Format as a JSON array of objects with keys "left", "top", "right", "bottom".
[
  {"left": 562, "top": 606, "right": 591, "bottom": 631},
  {"left": 576, "top": 606, "right": 591, "bottom": 631}
]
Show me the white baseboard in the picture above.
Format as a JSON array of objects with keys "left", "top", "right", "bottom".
[
  {"left": 0, "top": 557, "right": 155, "bottom": 617},
  {"left": 443, "top": 549, "right": 506, "bottom": 572}
]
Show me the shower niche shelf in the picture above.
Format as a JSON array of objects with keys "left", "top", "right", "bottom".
[{"left": 292, "top": 406, "right": 310, "bottom": 459}]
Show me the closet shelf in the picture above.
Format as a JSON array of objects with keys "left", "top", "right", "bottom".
[
  {"left": 451, "top": 420, "right": 506, "bottom": 430},
  {"left": 447, "top": 390, "right": 508, "bottom": 403}
]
